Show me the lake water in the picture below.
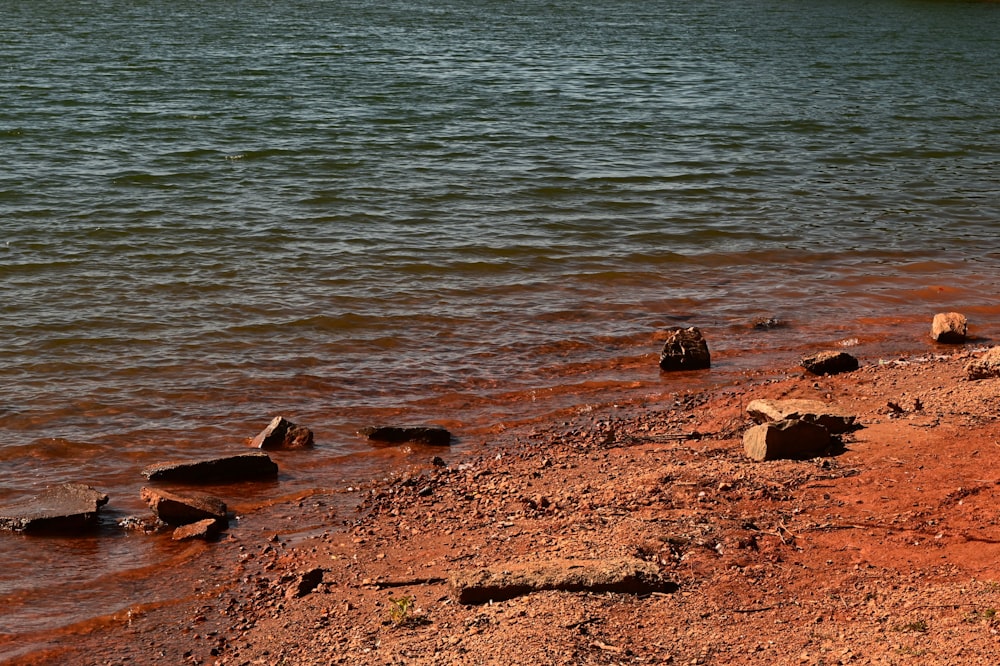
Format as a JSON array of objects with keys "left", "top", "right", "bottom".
[{"left": 1, "top": 0, "right": 999, "bottom": 655}]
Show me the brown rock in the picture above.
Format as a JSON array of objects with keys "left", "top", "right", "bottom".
[
  {"left": 142, "top": 452, "right": 279, "bottom": 484},
  {"left": 966, "top": 346, "right": 1000, "bottom": 380},
  {"left": 360, "top": 426, "right": 452, "bottom": 446},
  {"left": 449, "top": 558, "right": 676, "bottom": 605},
  {"left": 285, "top": 567, "right": 326, "bottom": 598},
  {"left": 0, "top": 483, "right": 109, "bottom": 534},
  {"left": 141, "top": 487, "right": 227, "bottom": 526},
  {"left": 249, "top": 416, "right": 314, "bottom": 450},
  {"left": 932, "top": 312, "right": 968, "bottom": 343},
  {"left": 172, "top": 518, "right": 224, "bottom": 541},
  {"left": 743, "top": 419, "right": 831, "bottom": 461},
  {"left": 801, "top": 350, "right": 858, "bottom": 376},
  {"left": 658, "top": 326, "right": 711, "bottom": 371},
  {"left": 746, "top": 398, "right": 857, "bottom": 434}
]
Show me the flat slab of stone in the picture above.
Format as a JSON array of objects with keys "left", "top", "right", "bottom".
[
  {"left": 249, "top": 416, "right": 314, "bottom": 450},
  {"left": 743, "top": 419, "right": 831, "bottom": 461},
  {"left": 932, "top": 312, "right": 968, "bottom": 343},
  {"left": 801, "top": 350, "right": 858, "bottom": 376},
  {"left": 142, "top": 452, "right": 278, "bottom": 484},
  {"left": 360, "top": 426, "right": 452, "bottom": 446},
  {"left": 966, "top": 346, "right": 1000, "bottom": 380},
  {"left": 449, "top": 558, "right": 677, "bottom": 605},
  {"left": 659, "top": 326, "right": 711, "bottom": 371},
  {"left": 172, "top": 518, "right": 224, "bottom": 541},
  {"left": 141, "top": 487, "right": 227, "bottom": 526},
  {"left": 0, "top": 483, "right": 109, "bottom": 534},
  {"left": 746, "top": 399, "right": 857, "bottom": 434}
]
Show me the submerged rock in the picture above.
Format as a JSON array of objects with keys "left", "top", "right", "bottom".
[
  {"left": 140, "top": 487, "right": 228, "bottom": 526},
  {"left": 0, "top": 483, "right": 109, "bottom": 534},
  {"left": 142, "top": 452, "right": 279, "bottom": 484},
  {"left": 801, "top": 350, "right": 859, "bottom": 376},
  {"left": 249, "top": 416, "right": 314, "bottom": 450},
  {"left": 360, "top": 426, "right": 452, "bottom": 446},
  {"left": 932, "top": 312, "right": 968, "bottom": 344},
  {"left": 658, "top": 326, "right": 711, "bottom": 371},
  {"left": 747, "top": 398, "right": 857, "bottom": 434},
  {"left": 743, "top": 419, "right": 831, "bottom": 461}
]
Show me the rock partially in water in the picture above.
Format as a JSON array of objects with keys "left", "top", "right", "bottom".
[
  {"left": 172, "top": 518, "right": 224, "bottom": 541},
  {"left": 743, "top": 419, "right": 831, "bottom": 461},
  {"left": 0, "top": 483, "right": 109, "bottom": 534},
  {"left": 801, "top": 350, "right": 858, "bottom": 376},
  {"left": 932, "top": 312, "right": 968, "bottom": 344},
  {"left": 360, "top": 426, "right": 452, "bottom": 446},
  {"left": 747, "top": 398, "right": 857, "bottom": 434},
  {"left": 140, "top": 487, "right": 228, "bottom": 526},
  {"left": 658, "top": 326, "right": 711, "bottom": 371},
  {"left": 249, "top": 416, "right": 314, "bottom": 450},
  {"left": 142, "top": 452, "right": 279, "bottom": 484}
]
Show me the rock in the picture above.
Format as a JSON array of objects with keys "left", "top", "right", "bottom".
[
  {"left": 249, "top": 416, "right": 314, "bottom": 450},
  {"left": 172, "top": 518, "right": 224, "bottom": 541},
  {"left": 449, "top": 558, "right": 677, "bottom": 605},
  {"left": 746, "top": 399, "right": 857, "bottom": 434},
  {"left": 658, "top": 326, "right": 711, "bottom": 371},
  {"left": 140, "top": 487, "right": 228, "bottom": 526},
  {"left": 743, "top": 419, "right": 831, "bottom": 461},
  {"left": 801, "top": 350, "right": 858, "bottom": 376},
  {"left": 966, "top": 346, "right": 1000, "bottom": 380},
  {"left": 142, "top": 452, "right": 279, "bottom": 484},
  {"left": 0, "top": 483, "right": 109, "bottom": 534},
  {"left": 932, "top": 312, "right": 968, "bottom": 343},
  {"left": 360, "top": 426, "right": 452, "bottom": 446},
  {"left": 751, "top": 317, "right": 784, "bottom": 330},
  {"left": 285, "top": 567, "right": 325, "bottom": 598}
]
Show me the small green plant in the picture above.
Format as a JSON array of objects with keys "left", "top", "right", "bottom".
[
  {"left": 966, "top": 608, "right": 997, "bottom": 624},
  {"left": 388, "top": 596, "right": 417, "bottom": 627},
  {"left": 893, "top": 619, "right": 928, "bottom": 633}
]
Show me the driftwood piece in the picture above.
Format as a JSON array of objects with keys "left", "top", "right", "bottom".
[{"left": 449, "top": 558, "right": 677, "bottom": 605}]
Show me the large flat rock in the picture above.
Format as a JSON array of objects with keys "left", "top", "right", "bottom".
[
  {"left": 0, "top": 483, "right": 109, "bottom": 534},
  {"left": 449, "top": 558, "right": 676, "bottom": 605},
  {"left": 746, "top": 398, "right": 857, "bottom": 434},
  {"left": 142, "top": 452, "right": 278, "bottom": 484},
  {"left": 141, "top": 487, "right": 228, "bottom": 526}
]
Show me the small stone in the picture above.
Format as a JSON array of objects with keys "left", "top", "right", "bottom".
[
  {"left": 249, "top": 416, "right": 314, "bottom": 450},
  {"left": 141, "top": 487, "right": 228, "bottom": 526},
  {"left": 172, "top": 518, "right": 224, "bottom": 541},
  {"left": 659, "top": 327, "right": 711, "bottom": 371},
  {"left": 801, "top": 351, "right": 858, "bottom": 376},
  {"left": 931, "top": 312, "right": 968, "bottom": 343}
]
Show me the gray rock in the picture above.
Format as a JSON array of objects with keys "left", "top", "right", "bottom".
[
  {"left": 450, "top": 558, "right": 676, "bottom": 605},
  {"left": 360, "top": 426, "right": 452, "bottom": 446},
  {"left": 172, "top": 518, "right": 224, "bottom": 541},
  {"left": 142, "top": 452, "right": 279, "bottom": 484},
  {"left": 801, "top": 350, "right": 858, "bottom": 376},
  {"left": 0, "top": 483, "right": 109, "bottom": 534},
  {"left": 966, "top": 346, "right": 1000, "bottom": 380},
  {"left": 743, "top": 419, "right": 831, "bottom": 461},
  {"left": 932, "top": 312, "right": 968, "bottom": 343},
  {"left": 250, "top": 416, "right": 314, "bottom": 450},
  {"left": 659, "top": 326, "right": 711, "bottom": 371},
  {"left": 140, "top": 487, "right": 228, "bottom": 526},
  {"left": 746, "top": 398, "right": 857, "bottom": 434}
]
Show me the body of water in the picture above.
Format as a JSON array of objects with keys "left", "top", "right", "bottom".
[{"left": 1, "top": 0, "right": 999, "bottom": 655}]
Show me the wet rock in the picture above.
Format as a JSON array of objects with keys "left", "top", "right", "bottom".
[
  {"left": 0, "top": 483, "right": 109, "bottom": 534},
  {"left": 142, "top": 452, "right": 279, "bottom": 484},
  {"left": 966, "top": 346, "right": 1000, "bottom": 380},
  {"left": 141, "top": 487, "right": 227, "bottom": 526},
  {"left": 932, "top": 312, "right": 968, "bottom": 343},
  {"left": 743, "top": 419, "right": 831, "bottom": 461},
  {"left": 285, "top": 567, "right": 326, "bottom": 598},
  {"left": 249, "top": 416, "right": 314, "bottom": 450},
  {"left": 746, "top": 398, "right": 857, "bottom": 435},
  {"left": 172, "top": 518, "right": 224, "bottom": 541},
  {"left": 449, "top": 558, "right": 677, "bottom": 605},
  {"left": 751, "top": 317, "right": 785, "bottom": 330},
  {"left": 658, "top": 326, "right": 711, "bottom": 371},
  {"left": 801, "top": 350, "right": 858, "bottom": 376},
  {"left": 360, "top": 426, "right": 452, "bottom": 446}
]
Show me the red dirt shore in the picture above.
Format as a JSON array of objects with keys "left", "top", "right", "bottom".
[{"left": 10, "top": 347, "right": 1000, "bottom": 665}]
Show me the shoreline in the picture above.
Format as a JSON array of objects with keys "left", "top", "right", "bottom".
[{"left": 8, "top": 343, "right": 1000, "bottom": 664}]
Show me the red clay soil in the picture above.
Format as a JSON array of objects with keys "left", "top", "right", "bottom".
[{"left": 11, "top": 347, "right": 1000, "bottom": 666}]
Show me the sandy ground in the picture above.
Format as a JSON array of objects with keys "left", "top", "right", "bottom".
[{"left": 10, "top": 346, "right": 1000, "bottom": 665}]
